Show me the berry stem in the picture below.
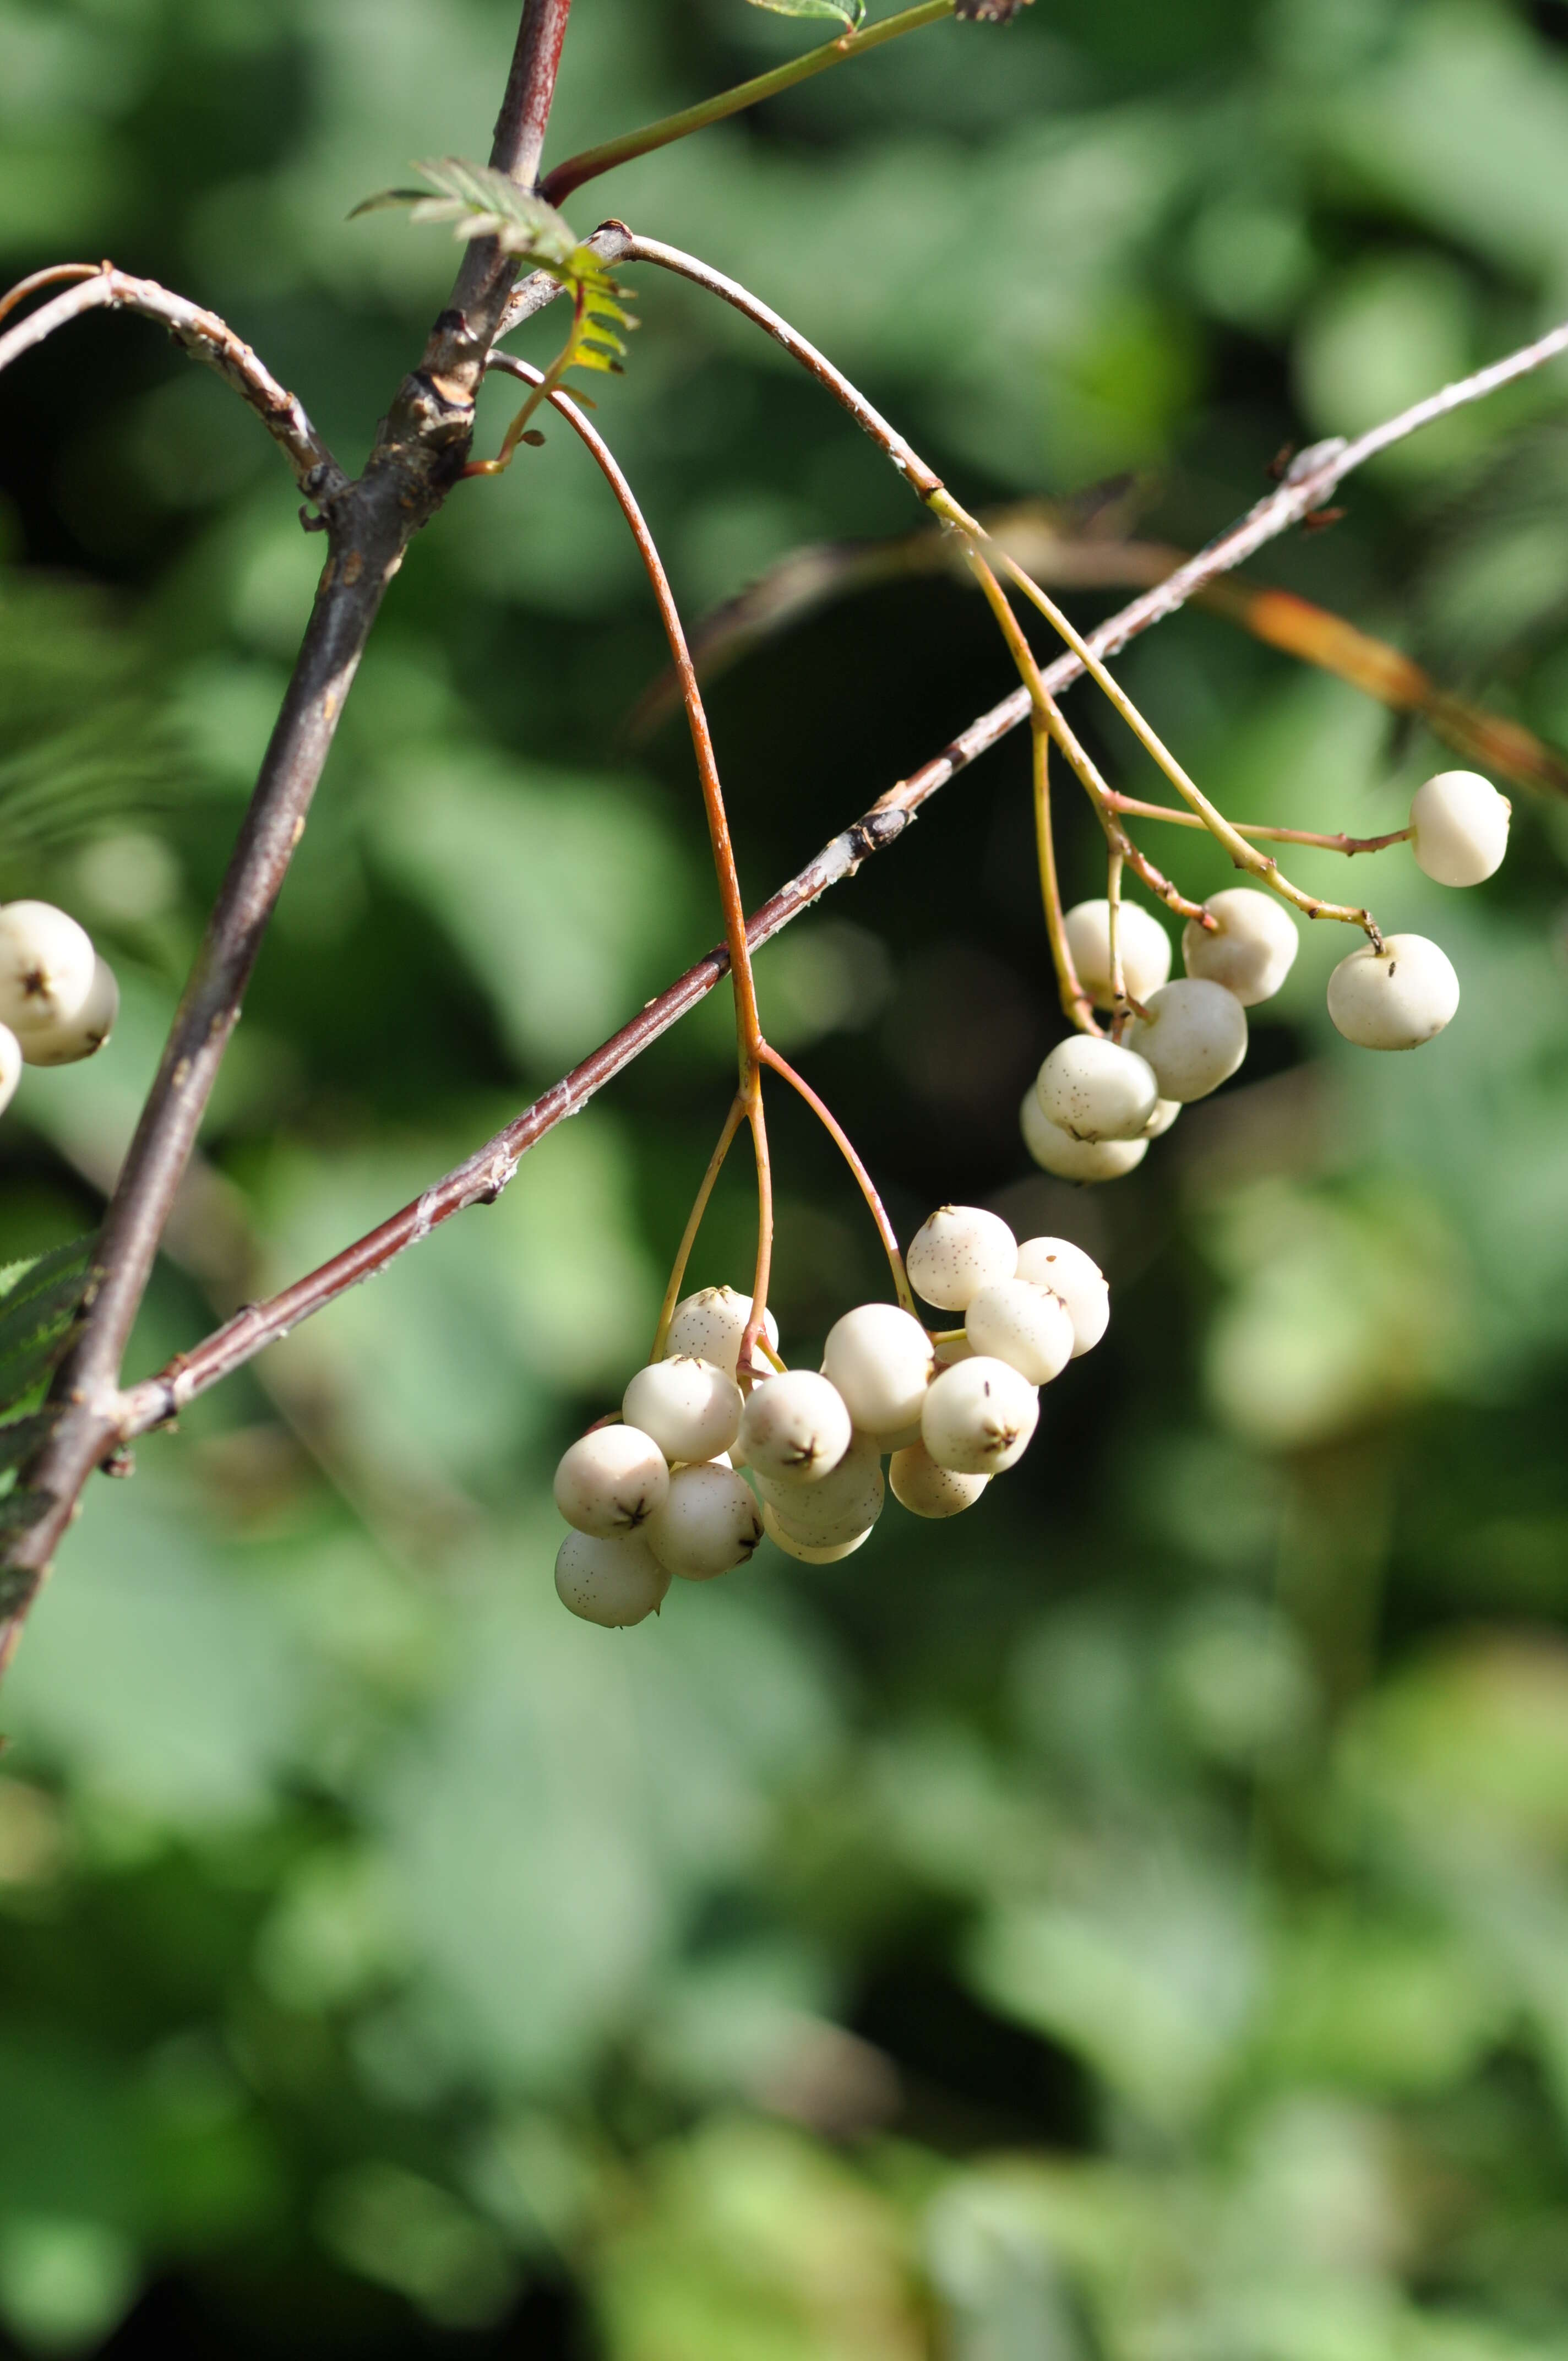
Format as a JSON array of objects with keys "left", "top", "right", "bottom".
[
  {"left": 758, "top": 1042, "right": 919, "bottom": 1320},
  {"left": 540, "top": 2, "right": 955, "bottom": 207},
  {"left": 464, "top": 282, "right": 586, "bottom": 477},
  {"left": 1030, "top": 723, "right": 1101, "bottom": 1035},
  {"left": 1103, "top": 795, "right": 1415, "bottom": 857},
  {"left": 651, "top": 1090, "right": 746, "bottom": 1361},
  {"left": 738, "top": 1075, "right": 775, "bottom": 1385},
  {"left": 967, "top": 551, "right": 1210, "bottom": 925},
  {"left": 1106, "top": 845, "right": 1128, "bottom": 1031},
  {"left": 949, "top": 502, "right": 1386, "bottom": 942}
]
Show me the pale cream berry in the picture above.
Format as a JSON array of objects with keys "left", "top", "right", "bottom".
[
  {"left": 876, "top": 1418, "right": 926, "bottom": 1450},
  {"left": 1409, "top": 770, "right": 1510, "bottom": 886},
  {"left": 15, "top": 954, "right": 118, "bottom": 1065},
  {"left": 623, "top": 1355, "right": 742, "bottom": 1465},
  {"left": 555, "top": 1530, "right": 671, "bottom": 1626},
  {"left": 553, "top": 1424, "right": 669, "bottom": 1538},
  {"left": 1142, "top": 1097, "right": 1181, "bottom": 1139},
  {"left": 753, "top": 1430, "right": 883, "bottom": 1544},
  {"left": 889, "top": 1438, "right": 988, "bottom": 1519},
  {"left": 905, "top": 1205, "right": 1016, "bottom": 1312},
  {"left": 1326, "top": 932, "right": 1459, "bottom": 1050},
  {"left": 965, "top": 1277, "right": 1075, "bottom": 1385},
  {"left": 737, "top": 1369, "right": 852, "bottom": 1483},
  {"left": 665, "top": 1285, "right": 780, "bottom": 1379},
  {"left": 1181, "top": 889, "right": 1298, "bottom": 1007},
  {"left": 932, "top": 1333, "right": 974, "bottom": 1368},
  {"left": 0, "top": 1026, "right": 20, "bottom": 1118},
  {"left": 1123, "top": 977, "right": 1248, "bottom": 1102},
  {"left": 1035, "top": 1034, "right": 1158, "bottom": 1143},
  {"left": 1062, "top": 897, "right": 1172, "bottom": 1009},
  {"left": 1013, "top": 1237, "right": 1108, "bottom": 1356},
  {"left": 921, "top": 1355, "right": 1038, "bottom": 1475},
  {"left": 0, "top": 901, "right": 96, "bottom": 1037},
  {"left": 820, "top": 1303, "right": 934, "bottom": 1438},
  {"left": 644, "top": 1460, "right": 764, "bottom": 1580},
  {"left": 760, "top": 1500, "right": 872, "bottom": 1563},
  {"left": 1021, "top": 1088, "right": 1148, "bottom": 1182}
]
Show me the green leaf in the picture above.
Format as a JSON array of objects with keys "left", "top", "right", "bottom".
[
  {"left": 746, "top": 0, "right": 867, "bottom": 28},
  {"left": 0, "top": 1412, "right": 59, "bottom": 1478},
  {"left": 0, "top": 1239, "right": 95, "bottom": 1418},
  {"left": 350, "top": 158, "right": 579, "bottom": 273}
]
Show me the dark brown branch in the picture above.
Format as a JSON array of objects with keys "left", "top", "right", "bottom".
[
  {"left": 0, "top": 0, "right": 575, "bottom": 1674},
  {"left": 0, "top": 266, "right": 345, "bottom": 501},
  {"left": 108, "top": 305, "right": 1568, "bottom": 1435}
]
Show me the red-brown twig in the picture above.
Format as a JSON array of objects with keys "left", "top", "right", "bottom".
[
  {"left": 0, "top": 264, "right": 345, "bottom": 500},
  {"left": 0, "top": 0, "right": 578, "bottom": 1675},
  {"left": 107, "top": 301, "right": 1568, "bottom": 1447}
]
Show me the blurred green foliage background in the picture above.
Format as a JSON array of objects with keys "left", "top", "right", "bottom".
[{"left": 4, "top": 0, "right": 1568, "bottom": 2351}]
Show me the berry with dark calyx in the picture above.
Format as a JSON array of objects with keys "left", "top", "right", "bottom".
[
  {"left": 553, "top": 1423, "right": 669, "bottom": 1537},
  {"left": 760, "top": 1501, "right": 872, "bottom": 1563},
  {"left": 665, "top": 1285, "right": 780, "bottom": 1379},
  {"left": 644, "top": 1460, "right": 764, "bottom": 1580},
  {"left": 753, "top": 1429, "right": 883, "bottom": 1544},
  {"left": 1063, "top": 897, "right": 1172, "bottom": 1010},
  {"left": 1409, "top": 770, "right": 1510, "bottom": 886},
  {"left": 965, "top": 1277, "right": 1075, "bottom": 1385},
  {"left": 821, "top": 1303, "right": 934, "bottom": 1439},
  {"left": 1014, "top": 1237, "right": 1108, "bottom": 1356},
  {"left": 1181, "top": 889, "right": 1298, "bottom": 1007},
  {"left": 889, "top": 1438, "right": 988, "bottom": 1519},
  {"left": 905, "top": 1205, "right": 1016, "bottom": 1311},
  {"left": 921, "top": 1355, "right": 1038, "bottom": 1475},
  {"left": 15, "top": 954, "right": 119, "bottom": 1065},
  {"left": 1035, "top": 1033, "right": 1159, "bottom": 1143},
  {"left": 1123, "top": 977, "right": 1247, "bottom": 1102},
  {"left": 0, "top": 901, "right": 97, "bottom": 1037},
  {"left": 556, "top": 1530, "right": 671, "bottom": 1626},
  {"left": 1021, "top": 1088, "right": 1148, "bottom": 1181},
  {"left": 623, "top": 1354, "right": 742, "bottom": 1465},
  {"left": 737, "top": 1369, "right": 852, "bottom": 1483},
  {"left": 1326, "top": 933, "right": 1459, "bottom": 1049}
]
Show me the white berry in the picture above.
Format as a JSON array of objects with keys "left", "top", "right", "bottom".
[
  {"left": 965, "top": 1278, "right": 1075, "bottom": 1385},
  {"left": 1143, "top": 1097, "right": 1180, "bottom": 1139},
  {"left": 889, "top": 1438, "right": 988, "bottom": 1519},
  {"left": 665, "top": 1285, "right": 780, "bottom": 1378},
  {"left": 921, "top": 1355, "right": 1038, "bottom": 1475},
  {"left": 760, "top": 1500, "right": 872, "bottom": 1563},
  {"left": 905, "top": 1205, "right": 1017, "bottom": 1312},
  {"left": 737, "top": 1369, "right": 852, "bottom": 1483},
  {"left": 1035, "top": 1034, "right": 1158, "bottom": 1143},
  {"left": 14, "top": 953, "right": 118, "bottom": 1065},
  {"left": 0, "top": 1026, "right": 20, "bottom": 1118},
  {"left": 1014, "top": 1237, "right": 1108, "bottom": 1356},
  {"left": 821, "top": 1303, "right": 934, "bottom": 1438},
  {"left": 1409, "top": 770, "right": 1510, "bottom": 887},
  {"left": 932, "top": 1332, "right": 974, "bottom": 1367},
  {"left": 1021, "top": 1089, "right": 1148, "bottom": 1181},
  {"left": 755, "top": 1429, "right": 884, "bottom": 1545},
  {"left": 555, "top": 1530, "right": 671, "bottom": 1626},
  {"left": 644, "top": 1459, "right": 763, "bottom": 1580},
  {"left": 0, "top": 902, "right": 97, "bottom": 1038},
  {"left": 623, "top": 1355, "right": 742, "bottom": 1464},
  {"left": 1182, "top": 889, "right": 1298, "bottom": 1007},
  {"left": 553, "top": 1424, "right": 669, "bottom": 1537},
  {"left": 1326, "top": 932, "right": 1459, "bottom": 1050},
  {"left": 1123, "top": 977, "right": 1247, "bottom": 1101},
  {"left": 1062, "top": 897, "right": 1172, "bottom": 1009}
]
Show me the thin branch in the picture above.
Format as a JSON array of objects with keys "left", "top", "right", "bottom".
[
  {"left": 88, "top": 301, "right": 1568, "bottom": 1443},
  {"left": 1103, "top": 794, "right": 1413, "bottom": 856},
  {"left": 758, "top": 1043, "right": 917, "bottom": 1321},
  {"left": 651, "top": 1093, "right": 747, "bottom": 1362},
  {"left": 540, "top": 3, "right": 954, "bottom": 208},
  {"left": 0, "top": 265, "right": 345, "bottom": 500},
  {"left": 0, "top": 0, "right": 576, "bottom": 1675}
]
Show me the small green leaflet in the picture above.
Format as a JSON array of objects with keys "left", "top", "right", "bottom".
[
  {"left": 0, "top": 1234, "right": 94, "bottom": 1423},
  {"left": 747, "top": 0, "right": 867, "bottom": 26},
  {"left": 351, "top": 158, "right": 581, "bottom": 270}
]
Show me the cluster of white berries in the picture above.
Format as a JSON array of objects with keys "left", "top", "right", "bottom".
[
  {"left": 0, "top": 899, "right": 119, "bottom": 1115},
  {"left": 552, "top": 1207, "right": 1108, "bottom": 1627},
  {"left": 1023, "top": 770, "right": 1509, "bottom": 1184}
]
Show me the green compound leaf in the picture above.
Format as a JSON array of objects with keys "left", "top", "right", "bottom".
[
  {"left": 351, "top": 158, "right": 581, "bottom": 271},
  {"left": 746, "top": 0, "right": 867, "bottom": 26},
  {"left": 0, "top": 1235, "right": 95, "bottom": 1421}
]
